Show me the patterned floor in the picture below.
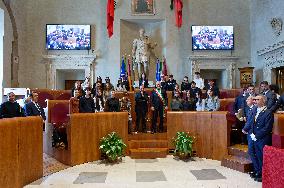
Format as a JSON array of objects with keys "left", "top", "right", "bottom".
[
  {"left": 43, "top": 153, "right": 69, "bottom": 177},
  {"left": 26, "top": 155, "right": 262, "bottom": 188}
]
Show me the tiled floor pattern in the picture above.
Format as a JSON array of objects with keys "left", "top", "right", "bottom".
[
  {"left": 26, "top": 156, "right": 261, "bottom": 188},
  {"left": 43, "top": 153, "right": 70, "bottom": 176}
]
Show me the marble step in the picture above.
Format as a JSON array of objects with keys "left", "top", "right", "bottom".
[{"left": 221, "top": 155, "right": 253, "bottom": 173}]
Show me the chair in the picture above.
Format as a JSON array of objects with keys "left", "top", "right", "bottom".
[
  {"left": 37, "top": 92, "right": 54, "bottom": 108},
  {"left": 56, "top": 92, "right": 71, "bottom": 100}
]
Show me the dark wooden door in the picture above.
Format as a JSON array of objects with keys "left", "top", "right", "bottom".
[
  {"left": 276, "top": 67, "right": 284, "bottom": 95},
  {"left": 65, "top": 80, "right": 84, "bottom": 90}
]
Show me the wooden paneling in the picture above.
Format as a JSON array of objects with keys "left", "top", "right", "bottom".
[
  {"left": 273, "top": 114, "right": 284, "bottom": 136},
  {"left": 196, "top": 112, "right": 212, "bottom": 158},
  {"left": 167, "top": 111, "right": 230, "bottom": 160},
  {"left": 0, "top": 117, "right": 43, "bottom": 188},
  {"left": 212, "top": 112, "right": 230, "bottom": 160},
  {"left": 0, "top": 118, "right": 19, "bottom": 188},
  {"left": 18, "top": 117, "right": 43, "bottom": 186},
  {"left": 45, "top": 112, "right": 129, "bottom": 166}
]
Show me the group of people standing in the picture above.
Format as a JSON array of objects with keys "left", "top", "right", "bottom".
[{"left": 233, "top": 81, "right": 283, "bottom": 182}]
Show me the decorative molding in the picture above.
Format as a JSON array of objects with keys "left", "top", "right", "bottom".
[
  {"left": 257, "top": 40, "right": 284, "bottom": 56},
  {"left": 270, "top": 17, "right": 283, "bottom": 37},
  {"left": 189, "top": 55, "right": 238, "bottom": 89},
  {"left": 42, "top": 54, "right": 96, "bottom": 89}
]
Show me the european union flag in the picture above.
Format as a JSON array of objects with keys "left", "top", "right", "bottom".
[
  {"left": 120, "top": 57, "right": 126, "bottom": 78},
  {"left": 155, "top": 58, "right": 161, "bottom": 81}
]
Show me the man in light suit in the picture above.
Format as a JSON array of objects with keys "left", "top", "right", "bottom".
[
  {"left": 242, "top": 94, "right": 273, "bottom": 182},
  {"left": 24, "top": 92, "right": 46, "bottom": 130}
]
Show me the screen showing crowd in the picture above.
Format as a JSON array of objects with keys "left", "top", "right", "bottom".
[
  {"left": 192, "top": 26, "right": 234, "bottom": 50},
  {"left": 46, "top": 25, "right": 91, "bottom": 50}
]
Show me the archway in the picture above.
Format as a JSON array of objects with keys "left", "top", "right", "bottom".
[{"left": 0, "top": 8, "right": 4, "bottom": 103}]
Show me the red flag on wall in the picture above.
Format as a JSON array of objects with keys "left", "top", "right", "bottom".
[
  {"left": 174, "top": 0, "right": 183, "bottom": 28},
  {"left": 162, "top": 57, "right": 168, "bottom": 76},
  {"left": 107, "top": 0, "right": 114, "bottom": 38}
]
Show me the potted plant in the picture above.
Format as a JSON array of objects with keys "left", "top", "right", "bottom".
[
  {"left": 172, "top": 131, "right": 194, "bottom": 160},
  {"left": 99, "top": 132, "right": 127, "bottom": 163}
]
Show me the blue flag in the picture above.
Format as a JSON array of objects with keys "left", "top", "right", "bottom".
[
  {"left": 155, "top": 59, "right": 161, "bottom": 81},
  {"left": 120, "top": 57, "right": 126, "bottom": 78}
]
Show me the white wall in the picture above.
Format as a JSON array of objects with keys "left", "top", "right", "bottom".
[
  {"left": 250, "top": 0, "right": 284, "bottom": 85},
  {"left": 4, "top": 0, "right": 251, "bottom": 88}
]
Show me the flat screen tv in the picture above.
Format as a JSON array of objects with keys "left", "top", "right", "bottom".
[
  {"left": 46, "top": 24, "right": 91, "bottom": 50},
  {"left": 191, "top": 26, "right": 234, "bottom": 50}
]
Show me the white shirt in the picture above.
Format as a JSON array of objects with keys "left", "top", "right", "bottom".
[
  {"left": 255, "top": 106, "right": 267, "bottom": 121},
  {"left": 193, "top": 77, "right": 204, "bottom": 89}
]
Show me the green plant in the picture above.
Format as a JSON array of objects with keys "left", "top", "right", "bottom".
[
  {"left": 99, "top": 132, "right": 127, "bottom": 162},
  {"left": 172, "top": 132, "right": 194, "bottom": 158}
]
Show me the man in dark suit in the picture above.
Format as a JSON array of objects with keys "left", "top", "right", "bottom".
[
  {"left": 135, "top": 85, "right": 148, "bottom": 133},
  {"left": 151, "top": 81, "right": 168, "bottom": 133},
  {"left": 104, "top": 91, "right": 120, "bottom": 112},
  {"left": 181, "top": 76, "right": 191, "bottom": 91},
  {"left": 24, "top": 92, "right": 46, "bottom": 130},
  {"left": 260, "top": 81, "right": 277, "bottom": 112},
  {"left": 242, "top": 95, "right": 273, "bottom": 182},
  {"left": 165, "top": 74, "right": 176, "bottom": 91},
  {"left": 0, "top": 92, "right": 25, "bottom": 118}
]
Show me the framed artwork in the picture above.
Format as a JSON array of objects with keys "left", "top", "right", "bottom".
[{"left": 131, "top": 0, "right": 155, "bottom": 15}]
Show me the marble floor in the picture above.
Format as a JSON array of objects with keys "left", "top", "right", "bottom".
[{"left": 26, "top": 156, "right": 261, "bottom": 188}]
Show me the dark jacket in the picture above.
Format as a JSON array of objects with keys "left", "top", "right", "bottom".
[
  {"left": 79, "top": 96, "right": 95, "bottom": 113},
  {"left": 0, "top": 101, "right": 25, "bottom": 118},
  {"left": 135, "top": 91, "right": 148, "bottom": 113},
  {"left": 24, "top": 102, "right": 46, "bottom": 120},
  {"left": 243, "top": 106, "right": 273, "bottom": 140},
  {"left": 151, "top": 89, "right": 168, "bottom": 109}
]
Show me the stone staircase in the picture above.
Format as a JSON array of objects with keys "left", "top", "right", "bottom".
[
  {"left": 221, "top": 144, "right": 253, "bottom": 173},
  {"left": 128, "top": 133, "right": 168, "bottom": 159}
]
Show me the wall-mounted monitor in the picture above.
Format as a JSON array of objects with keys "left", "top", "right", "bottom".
[
  {"left": 191, "top": 26, "right": 234, "bottom": 50},
  {"left": 46, "top": 24, "right": 91, "bottom": 50}
]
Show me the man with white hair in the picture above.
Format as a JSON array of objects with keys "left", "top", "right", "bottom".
[
  {"left": 150, "top": 81, "right": 168, "bottom": 133},
  {"left": 242, "top": 94, "right": 273, "bottom": 182}
]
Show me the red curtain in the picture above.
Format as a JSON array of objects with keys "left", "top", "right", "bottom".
[
  {"left": 107, "top": 0, "right": 114, "bottom": 38},
  {"left": 174, "top": 0, "right": 183, "bottom": 28}
]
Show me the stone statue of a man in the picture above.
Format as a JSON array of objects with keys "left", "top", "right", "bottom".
[{"left": 132, "top": 28, "right": 157, "bottom": 80}]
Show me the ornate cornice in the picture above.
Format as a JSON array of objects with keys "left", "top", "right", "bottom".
[
  {"left": 257, "top": 40, "right": 284, "bottom": 56},
  {"left": 188, "top": 55, "right": 239, "bottom": 61},
  {"left": 42, "top": 54, "right": 96, "bottom": 61}
]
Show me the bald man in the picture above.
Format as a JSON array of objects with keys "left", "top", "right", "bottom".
[{"left": 242, "top": 95, "right": 273, "bottom": 182}]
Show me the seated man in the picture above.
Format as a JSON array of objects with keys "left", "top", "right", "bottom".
[
  {"left": 166, "top": 74, "right": 176, "bottom": 91},
  {"left": 79, "top": 87, "right": 95, "bottom": 113},
  {"left": 104, "top": 91, "right": 120, "bottom": 112},
  {"left": 24, "top": 91, "right": 46, "bottom": 130},
  {"left": 0, "top": 92, "right": 25, "bottom": 118}
]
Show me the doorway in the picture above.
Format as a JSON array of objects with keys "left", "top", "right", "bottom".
[
  {"left": 56, "top": 69, "right": 85, "bottom": 90},
  {"left": 276, "top": 67, "right": 284, "bottom": 95}
]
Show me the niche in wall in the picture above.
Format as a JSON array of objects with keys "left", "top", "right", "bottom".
[{"left": 120, "top": 19, "right": 166, "bottom": 81}]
